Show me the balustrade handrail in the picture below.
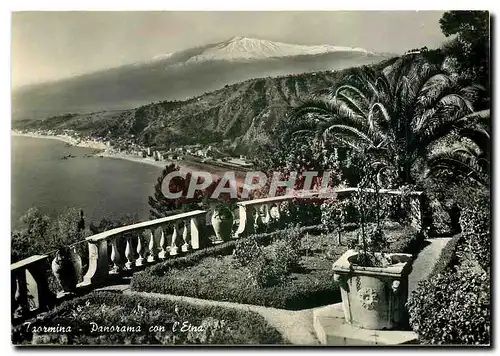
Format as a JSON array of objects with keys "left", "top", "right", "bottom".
[
  {"left": 86, "top": 210, "right": 206, "bottom": 242},
  {"left": 11, "top": 255, "right": 47, "bottom": 271}
]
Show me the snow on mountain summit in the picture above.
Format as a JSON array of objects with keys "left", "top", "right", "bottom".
[{"left": 172, "top": 36, "right": 374, "bottom": 64}]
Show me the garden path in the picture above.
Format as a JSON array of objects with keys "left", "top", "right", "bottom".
[{"left": 408, "top": 237, "right": 452, "bottom": 295}]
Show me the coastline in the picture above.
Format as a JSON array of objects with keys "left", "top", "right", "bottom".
[
  {"left": 12, "top": 131, "right": 107, "bottom": 150},
  {"left": 11, "top": 131, "right": 219, "bottom": 173}
]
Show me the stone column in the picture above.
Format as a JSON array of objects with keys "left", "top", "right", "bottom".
[
  {"left": 82, "top": 238, "right": 109, "bottom": 286},
  {"left": 234, "top": 204, "right": 256, "bottom": 238},
  {"left": 170, "top": 222, "right": 181, "bottom": 256},
  {"left": 26, "top": 257, "right": 56, "bottom": 312},
  {"left": 181, "top": 221, "right": 191, "bottom": 252},
  {"left": 147, "top": 229, "right": 158, "bottom": 262}
]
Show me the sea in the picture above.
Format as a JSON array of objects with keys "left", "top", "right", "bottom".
[{"left": 11, "top": 136, "right": 164, "bottom": 230}]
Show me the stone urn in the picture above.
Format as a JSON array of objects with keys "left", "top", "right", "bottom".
[
  {"left": 51, "top": 246, "right": 82, "bottom": 293},
  {"left": 211, "top": 207, "right": 234, "bottom": 244},
  {"left": 332, "top": 250, "right": 413, "bottom": 330}
]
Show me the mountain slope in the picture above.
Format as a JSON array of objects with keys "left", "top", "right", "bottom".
[
  {"left": 12, "top": 37, "right": 389, "bottom": 121},
  {"left": 13, "top": 58, "right": 398, "bottom": 155}
]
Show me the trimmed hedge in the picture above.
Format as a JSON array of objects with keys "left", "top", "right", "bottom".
[
  {"left": 428, "top": 234, "right": 462, "bottom": 278},
  {"left": 407, "top": 268, "right": 490, "bottom": 345},
  {"left": 131, "top": 224, "right": 340, "bottom": 310},
  {"left": 12, "top": 291, "right": 286, "bottom": 345},
  {"left": 141, "top": 224, "right": 323, "bottom": 277},
  {"left": 132, "top": 263, "right": 340, "bottom": 310}
]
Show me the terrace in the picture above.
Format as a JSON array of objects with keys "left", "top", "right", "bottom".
[{"left": 11, "top": 187, "right": 455, "bottom": 345}]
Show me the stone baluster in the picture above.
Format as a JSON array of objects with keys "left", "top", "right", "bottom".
[
  {"left": 181, "top": 220, "right": 191, "bottom": 252},
  {"left": 158, "top": 226, "right": 169, "bottom": 259},
  {"left": 261, "top": 204, "right": 272, "bottom": 224},
  {"left": 136, "top": 232, "right": 145, "bottom": 266},
  {"left": 26, "top": 256, "right": 56, "bottom": 312},
  {"left": 110, "top": 236, "right": 124, "bottom": 273},
  {"left": 82, "top": 238, "right": 109, "bottom": 285},
  {"left": 269, "top": 204, "right": 281, "bottom": 222},
  {"left": 12, "top": 270, "right": 28, "bottom": 317},
  {"left": 190, "top": 215, "right": 201, "bottom": 250},
  {"left": 147, "top": 229, "right": 158, "bottom": 262},
  {"left": 254, "top": 204, "right": 263, "bottom": 230},
  {"left": 234, "top": 204, "right": 256, "bottom": 238},
  {"left": 170, "top": 222, "right": 181, "bottom": 256},
  {"left": 124, "top": 235, "right": 136, "bottom": 269}
]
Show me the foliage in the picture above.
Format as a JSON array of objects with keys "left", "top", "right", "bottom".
[
  {"left": 12, "top": 291, "right": 285, "bottom": 345},
  {"left": 131, "top": 225, "right": 342, "bottom": 310},
  {"left": 11, "top": 208, "right": 91, "bottom": 262},
  {"left": 320, "top": 198, "right": 348, "bottom": 233},
  {"left": 235, "top": 226, "right": 302, "bottom": 288},
  {"left": 288, "top": 56, "right": 489, "bottom": 188},
  {"left": 456, "top": 187, "right": 490, "bottom": 271},
  {"left": 439, "top": 11, "right": 490, "bottom": 88},
  {"left": 428, "top": 234, "right": 462, "bottom": 278},
  {"left": 407, "top": 267, "right": 490, "bottom": 345},
  {"left": 232, "top": 236, "right": 262, "bottom": 267},
  {"left": 384, "top": 225, "right": 424, "bottom": 255}
]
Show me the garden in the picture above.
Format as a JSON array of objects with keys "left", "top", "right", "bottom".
[
  {"left": 11, "top": 11, "right": 491, "bottom": 346},
  {"left": 12, "top": 290, "right": 286, "bottom": 345},
  {"left": 131, "top": 189, "right": 426, "bottom": 311}
]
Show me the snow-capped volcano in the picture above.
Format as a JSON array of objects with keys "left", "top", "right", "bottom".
[{"left": 151, "top": 36, "right": 375, "bottom": 64}]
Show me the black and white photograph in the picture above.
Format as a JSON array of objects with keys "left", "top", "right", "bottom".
[{"left": 9, "top": 8, "right": 491, "bottom": 346}]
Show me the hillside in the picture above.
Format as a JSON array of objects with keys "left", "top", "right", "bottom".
[
  {"left": 12, "top": 37, "right": 389, "bottom": 121},
  {"left": 13, "top": 58, "right": 397, "bottom": 156}
]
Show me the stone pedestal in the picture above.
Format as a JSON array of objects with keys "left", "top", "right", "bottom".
[
  {"left": 332, "top": 250, "right": 413, "bottom": 330},
  {"left": 313, "top": 303, "right": 418, "bottom": 345}
]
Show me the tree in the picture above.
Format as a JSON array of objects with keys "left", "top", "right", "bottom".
[
  {"left": 11, "top": 208, "right": 90, "bottom": 262},
  {"left": 439, "top": 11, "right": 490, "bottom": 89},
  {"left": 287, "top": 57, "right": 489, "bottom": 189}
]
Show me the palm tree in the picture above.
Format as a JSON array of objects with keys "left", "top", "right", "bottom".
[
  {"left": 425, "top": 109, "right": 490, "bottom": 188},
  {"left": 289, "top": 55, "right": 489, "bottom": 187}
]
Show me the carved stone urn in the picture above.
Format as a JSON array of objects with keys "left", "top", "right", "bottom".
[
  {"left": 332, "top": 250, "right": 413, "bottom": 330},
  {"left": 51, "top": 246, "right": 82, "bottom": 293}
]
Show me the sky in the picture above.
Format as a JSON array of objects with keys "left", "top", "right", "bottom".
[{"left": 11, "top": 11, "right": 448, "bottom": 88}]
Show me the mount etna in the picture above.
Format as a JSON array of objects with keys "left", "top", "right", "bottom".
[{"left": 12, "top": 37, "right": 390, "bottom": 121}]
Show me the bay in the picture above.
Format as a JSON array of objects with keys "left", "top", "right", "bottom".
[{"left": 11, "top": 136, "right": 164, "bottom": 230}]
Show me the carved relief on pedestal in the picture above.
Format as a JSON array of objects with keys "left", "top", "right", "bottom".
[{"left": 357, "top": 287, "right": 380, "bottom": 310}]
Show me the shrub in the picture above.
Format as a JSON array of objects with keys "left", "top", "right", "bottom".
[
  {"left": 131, "top": 225, "right": 340, "bottom": 310},
  {"left": 243, "top": 226, "right": 302, "bottom": 288},
  {"left": 320, "top": 199, "right": 346, "bottom": 232},
  {"left": 270, "top": 240, "right": 300, "bottom": 271},
  {"left": 458, "top": 190, "right": 490, "bottom": 271},
  {"left": 384, "top": 225, "right": 425, "bottom": 255},
  {"left": 273, "top": 224, "right": 302, "bottom": 250},
  {"left": 12, "top": 291, "right": 286, "bottom": 345},
  {"left": 248, "top": 254, "right": 287, "bottom": 288},
  {"left": 232, "top": 236, "right": 261, "bottom": 267},
  {"left": 429, "top": 234, "right": 462, "bottom": 277},
  {"left": 407, "top": 267, "right": 490, "bottom": 345}
]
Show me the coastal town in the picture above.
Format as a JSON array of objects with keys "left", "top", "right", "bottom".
[{"left": 12, "top": 128, "right": 255, "bottom": 171}]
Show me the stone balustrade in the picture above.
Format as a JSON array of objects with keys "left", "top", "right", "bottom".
[
  {"left": 11, "top": 188, "right": 425, "bottom": 322},
  {"left": 11, "top": 210, "right": 207, "bottom": 321},
  {"left": 81, "top": 209, "right": 207, "bottom": 286},
  {"left": 234, "top": 191, "right": 321, "bottom": 238},
  {"left": 11, "top": 255, "right": 56, "bottom": 318},
  {"left": 233, "top": 188, "right": 424, "bottom": 237}
]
